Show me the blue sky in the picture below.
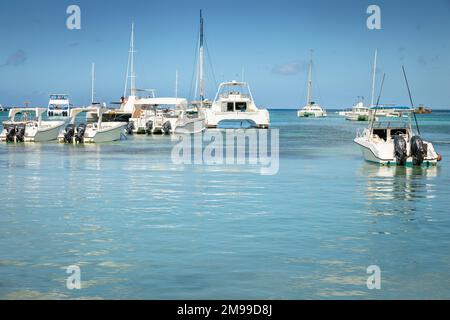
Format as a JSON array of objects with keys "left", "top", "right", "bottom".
[{"left": 0, "top": 0, "right": 449, "bottom": 108}]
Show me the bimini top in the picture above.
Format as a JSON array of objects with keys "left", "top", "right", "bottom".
[{"left": 214, "top": 80, "right": 254, "bottom": 102}]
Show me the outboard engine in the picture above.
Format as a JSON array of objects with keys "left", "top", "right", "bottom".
[
  {"left": 5, "top": 126, "right": 16, "bottom": 142},
  {"left": 393, "top": 134, "right": 407, "bottom": 166},
  {"left": 162, "top": 121, "right": 172, "bottom": 134},
  {"left": 410, "top": 135, "right": 427, "bottom": 166},
  {"left": 15, "top": 125, "right": 25, "bottom": 142},
  {"left": 63, "top": 124, "right": 75, "bottom": 143},
  {"left": 145, "top": 120, "right": 153, "bottom": 134},
  {"left": 126, "top": 121, "right": 135, "bottom": 135},
  {"left": 75, "top": 123, "right": 87, "bottom": 143}
]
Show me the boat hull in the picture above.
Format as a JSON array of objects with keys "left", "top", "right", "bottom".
[
  {"left": 203, "top": 109, "right": 270, "bottom": 129},
  {"left": 84, "top": 123, "right": 127, "bottom": 143},
  {"left": 24, "top": 121, "right": 66, "bottom": 142},
  {"left": 354, "top": 137, "right": 438, "bottom": 166}
]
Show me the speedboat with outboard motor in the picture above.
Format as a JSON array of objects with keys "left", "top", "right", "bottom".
[
  {"left": 59, "top": 107, "right": 127, "bottom": 143},
  {"left": 354, "top": 69, "right": 442, "bottom": 166},
  {"left": 0, "top": 108, "right": 66, "bottom": 142}
]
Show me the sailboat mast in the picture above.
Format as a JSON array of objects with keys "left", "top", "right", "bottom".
[
  {"left": 199, "top": 10, "right": 204, "bottom": 102},
  {"left": 130, "top": 23, "right": 136, "bottom": 97},
  {"left": 306, "top": 52, "right": 313, "bottom": 105},
  {"left": 175, "top": 69, "right": 179, "bottom": 99},
  {"left": 370, "top": 49, "right": 378, "bottom": 107},
  {"left": 91, "top": 63, "right": 95, "bottom": 103}
]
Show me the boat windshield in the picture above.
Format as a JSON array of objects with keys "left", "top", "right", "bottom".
[
  {"left": 48, "top": 104, "right": 70, "bottom": 110},
  {"left": 50, "top": 95, "right": 69, "bottom": 100}
]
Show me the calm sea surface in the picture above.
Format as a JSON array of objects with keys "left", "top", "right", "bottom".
[{"left": 0, "top": 109, "right": 449, "bottom": 299}]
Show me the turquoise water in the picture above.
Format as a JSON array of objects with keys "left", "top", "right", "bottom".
[{"left": 0, "top": 110, "right": 449, "bottom": 299}]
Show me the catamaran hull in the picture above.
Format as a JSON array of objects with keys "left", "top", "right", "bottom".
[
  {"left": 203, "top": 110, "right": 270, "bottom": 129},
  {"left": 297, "top": 110, "right": 327, "bottom": 118}
]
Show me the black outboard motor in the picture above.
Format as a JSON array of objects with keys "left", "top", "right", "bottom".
[
  {"left": 410, "top": 135, "right": 426, "bottom": 166},
  {"left": 126, "top": 121, "right": 135, "bottom": 135},
  {"left": 63, "top": 124, "right": 75, "bottom": 143},
  {"left": 5, "top": 126, "right": 16, "bottom": 142},
  {"left": 15, "top": 125, "right": 25, "bottom": 142},
  {"left": 75, "top": 123, "right": 87, "bottom": 143},
  {"left": 162, "top": 121, "right": 172, "bottom": 134},
  {"left": 145, "top": 120, "right": 153, "bottom": 134},
  {"left": 393, "top": 134, "right": 407, "bottom": 166}
]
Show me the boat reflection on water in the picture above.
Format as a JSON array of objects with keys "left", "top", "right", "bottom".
[{"left": 360, "top": 164, "right": 438, "bottom": 220}]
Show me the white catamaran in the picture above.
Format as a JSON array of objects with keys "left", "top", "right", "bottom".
[{"left": 202, "top": 80, "right": 270, "bottom": 129}]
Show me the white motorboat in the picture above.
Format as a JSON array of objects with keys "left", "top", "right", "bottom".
[
  {"left": 297, "top": 53, "right": 327, "bottom": 118},
  {"left": 47, "top": 94, "right": 72, "bottom": 118},
  {"left": 201, "top": 80, "right": 270, "bottom": 129},
  {"left": 354, "top": 68, "right": 441, "bottom": 166},
  {"left": 354, "top": 107, "right": 440, "bottom": 166},
  {"left": 59, "top": 107, "right": 127, "bottom": 143},
  {"left": 0, "top": 104, "right": 7, "bottom": 112},
  {"left": 0, "top": 108, "right": 66, "bottom": 142},
  {"left": 130, "top": 97, "right": 205, "bottom": 134}
]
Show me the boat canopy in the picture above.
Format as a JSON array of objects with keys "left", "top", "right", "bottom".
[{"left": 8, "top": 108, "right": 47, "bottom": 120}]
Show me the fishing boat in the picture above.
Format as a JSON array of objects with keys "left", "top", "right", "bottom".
[
  {"left": 354, "top": 69, "right": 442, "bottom": 166},
  {"left": 297, "top": 53, "right": 327, "bottom": 118},
  {"left": 0, "top": 104, "right": 7, "bottom": 112},
  {"left": 201, "top": 80, "right": 270, "bottom": 129},
  {"left": 47, "top": 94, "right": 72, "bottom": 118},
  {"left": 59, "top": 107, "right": 127, "bottom": 143},
  {"left": 0, "top": 108, "right": 66, "bottom": 142}
]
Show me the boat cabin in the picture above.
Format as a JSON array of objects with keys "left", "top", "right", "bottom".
[{"left": 370, "top": 122, "right": 410, "bottom": 142}]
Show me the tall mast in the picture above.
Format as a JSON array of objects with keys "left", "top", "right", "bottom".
[
  {"left": 91, "top": 63, "right": 95, "bottom": 103},
  {"left": 199, "top": 10, "right": 204, "bottom": 102},
  {"left": 306, "top": 50, "right": 313, "bottom": 105},
  {"left": 130, "top": 23, "right": 136, "bottom": 97},
  {"left": 175, "top": 69, "right": 179, "bottom": 99},
  {"left": 370, "top": 49, "right": 378, "bottom": 107}
]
